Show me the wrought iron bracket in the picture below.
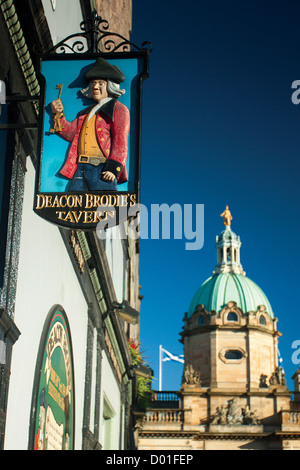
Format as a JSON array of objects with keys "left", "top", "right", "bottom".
[{"left": 44, "top": 10, "right": 152, "bottom": 55}]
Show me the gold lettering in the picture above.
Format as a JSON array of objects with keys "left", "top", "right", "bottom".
[
  {"left": 64, "top": 212, "right": 75, "bottom": 223},
  {"left": 121, "top": 195, "right": 128, "bottom": 207},
  {"left": 45, "top": 195, "right": 53, "bottom": 207},
  {"left": 84, "top": 211, "right": 94, "bottom": 223},
  {"left": 130, "top": 193, "right": 137, "bottom": 206},
  {"left": 52, "top": 195, "right": 60, "bottom": 208},
  {"left": 37, "top": 193, "right": 137, "bottom": 211},
  {"left": 100, "top": 195, "right": 109, "bottom": 207},
  {"left": 48, "top": 381, "right": 65, "bottom": 411},
  {"left": 59, "top": 195, "right": 67, "bottom": 208},
  {"left": 73, "top": 211, "right": 83, "bottom": 223},
  {"left": 36, "top": 194, "right": 45, "bottom": 209},
  {"left": 93, "top": 211, "right": 104, "bottom": 223},
  {"left": 85, "top": 194, "right": 93, "bottom": 209},
  {"left": 56, "top": 211, "right": 66, "bottom": 220},
  {"left": 66, "top": 195, "right": 75, "bottom": 208},
  {"left": 108, "top": 194, "right": 117, "bottom": 206},
  {"left": 73, "top": 194, "right": 83, "bottom": 207},
  {"left": 66, "top": 195, "right": 83, "bottom": 208},
  {"left": 92, "top": 195, "right": 100, "bottom": 208}
]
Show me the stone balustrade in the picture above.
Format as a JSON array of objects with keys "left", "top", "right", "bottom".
[
  {"left": 280, "top": 410, "right": 300, "bottom": 430},
  {"left": 145, "top": 409, "right": 184, "bottom": 423}
]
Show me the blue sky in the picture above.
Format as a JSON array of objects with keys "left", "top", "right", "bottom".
[{"left": 129, "top": 0, "right": 300, "bottom": 391}]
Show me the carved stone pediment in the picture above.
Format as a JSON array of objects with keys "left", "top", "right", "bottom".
[{"left": 220, "top": 301, "right": 244, "bottom": 318}]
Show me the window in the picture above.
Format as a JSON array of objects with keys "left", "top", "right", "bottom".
[
  {"left": 102, "top": 395, "right": 116, "bottom": 450},
  {"left": 227, "top": 312, "right": 238, "bottom": 322},
  {"left": 224, "top": 349, "right": 243, "bottom": 360},
  {"left": 197, "top": 315, "right": 205, "bottom": 326},
  {"left": 219, "top": 347, "right": 245, "bottom": 363},
  {"left": 259, "top": 315, "right": 266, "bottom": 326}
]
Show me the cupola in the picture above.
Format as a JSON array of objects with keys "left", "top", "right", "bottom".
[{"left": 187, "top": 206, "right": 274, "bottom": 319}]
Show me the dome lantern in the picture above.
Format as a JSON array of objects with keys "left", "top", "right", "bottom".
[
  {"left": 187, "top": 207, "right": 274, "bottom": 319},
  {"left": 214, "top": 206, "right": 245, "bottom": 276}
]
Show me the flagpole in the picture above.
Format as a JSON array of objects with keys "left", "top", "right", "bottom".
[{"left": 159, "top": 345, "right": 162, "bottom": 391}]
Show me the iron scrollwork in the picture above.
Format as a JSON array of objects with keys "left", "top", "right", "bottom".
[{"left": 46, "top": 10, "right": 152, "bottom": 55}]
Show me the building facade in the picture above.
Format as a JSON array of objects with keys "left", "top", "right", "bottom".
[
  {"left": 0, "top": 0, "right": 147, "bottom": 450},
  {"left": 137, "top": 212, "right": 300, "bottom": 450}
]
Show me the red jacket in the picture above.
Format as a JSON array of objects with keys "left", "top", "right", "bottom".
[{"left": 58, "top": 99, "right": 130, "bottom": 183}]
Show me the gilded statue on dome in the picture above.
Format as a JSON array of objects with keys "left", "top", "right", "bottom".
[{"left": 220, "top": 205, "right": 232, "bottom": 227}]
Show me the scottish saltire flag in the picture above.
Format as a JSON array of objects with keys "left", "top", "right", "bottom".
[
  {"left": 161, "top": 347, "right": 184, "bottom": 364},
  {"left": 159, "top": 345, "right": 184, "bottom": 390}
]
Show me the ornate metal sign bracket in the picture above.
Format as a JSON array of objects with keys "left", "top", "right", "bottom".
[{"left": 45, "top": 9, "right": 152, "bottom": 55}]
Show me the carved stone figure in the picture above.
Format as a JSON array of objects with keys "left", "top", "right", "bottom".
[
  {"left": 211, "top": 398, "right": 260, "bottom": 425},
  {"left": 269, "top": 366, "right": 286, "bottom": 387},
  {"left": 243, "top": 405, "right": 259, "bottom": 425},
  {"left": 211, "top": 404, "right": 227, "bottom": 425},
  {"left": 227, "top": 398, "right": 243, "bottom": 424},
  {"left": 183, "top": 364, "right": 201, "bottom": 385},
  {"left": 259, "top": 373, "right": 268, "bottom": 388}
]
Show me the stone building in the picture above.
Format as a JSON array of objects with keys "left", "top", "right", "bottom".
[
  {"left": 137, "top": 210, "right": 300, "bottom": 450},
  {"left": 0, "top": 0, "right": 149, "bottom": 450}
]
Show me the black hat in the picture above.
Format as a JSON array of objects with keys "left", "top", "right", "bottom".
[{"left": 84, "top": 58, "right": 125, "bottom": 83}]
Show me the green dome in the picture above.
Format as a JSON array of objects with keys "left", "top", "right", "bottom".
[{"left": 188, "top": 272, "right": 274, "bottom": 319}]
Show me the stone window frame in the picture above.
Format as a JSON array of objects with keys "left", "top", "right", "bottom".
[
  {"left": 226, "top": 311, "right": 239, "bottom": 322},
  {"left": 220, "top": 302, "right": 243, "bottom": 326},
  {"left": 256, "top": 306, "right": 272, "bottom": 330},
  {"left": 259, "top": 314, "right": 267, "bottom": 326},
  {"left": 219, "top": 346, "right": 247, "bottom": 364},
  {"left": 190, "top": 305, "right": 209, "bottom": 329}
]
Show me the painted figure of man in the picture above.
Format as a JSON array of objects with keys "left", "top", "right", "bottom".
[{"left": 51, "top": 58, "right": 130, "bottom": 191}]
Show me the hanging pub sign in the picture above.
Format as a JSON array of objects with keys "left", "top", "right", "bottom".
[
  {"left": 28, "top": 306, "right": 75, "bottom": 450},
  {"left": 34, "top": 13, "right": 151, "bottom": 229}
]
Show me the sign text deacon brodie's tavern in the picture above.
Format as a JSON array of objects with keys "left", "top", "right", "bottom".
[
  {"left": 35, "top": 192, "right": 137, "bottom": 226},
  {"left": 34, "top": 14, "right": 150, "bottom": 230}
]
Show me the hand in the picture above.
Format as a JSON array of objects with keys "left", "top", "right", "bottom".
[
  {"left": 51, "top": 99, "right": 64, "bottom": 114},
  {"left": 102, "top": 171, "right": 116, "bottom": 182}
]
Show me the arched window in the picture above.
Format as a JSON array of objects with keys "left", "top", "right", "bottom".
[
  {"left": 227, "top": 312, "right": 238, "bottom": 322},
  {"left": 197, "top": 315, "right": 205, "bottom": 326},
  {"left": 259, "top": 315, "right": 266, "bottom": 326}
]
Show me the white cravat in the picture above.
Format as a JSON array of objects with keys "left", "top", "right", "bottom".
[{"left": 87, "top": 97, "right": 112, "bottom": 122}]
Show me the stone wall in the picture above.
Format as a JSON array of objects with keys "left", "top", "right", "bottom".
[{"left": 95, "top": 0, "right": 132, "bottom": 39}]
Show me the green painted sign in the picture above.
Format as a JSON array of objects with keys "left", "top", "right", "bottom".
[{"left": 30, "top": 307, "right": 75, "bottom": 450}]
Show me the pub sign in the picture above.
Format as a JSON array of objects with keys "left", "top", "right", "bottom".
[
  {"left": 34, "top": 18, "right": 150, "bottom": 230},
  {"left": 29, "top": 306, "right": 75, "bottom": 450}
]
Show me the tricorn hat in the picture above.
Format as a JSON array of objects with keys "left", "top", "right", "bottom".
[{"left": 84, "top": 57, "right": 125, "bottom": 84}]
